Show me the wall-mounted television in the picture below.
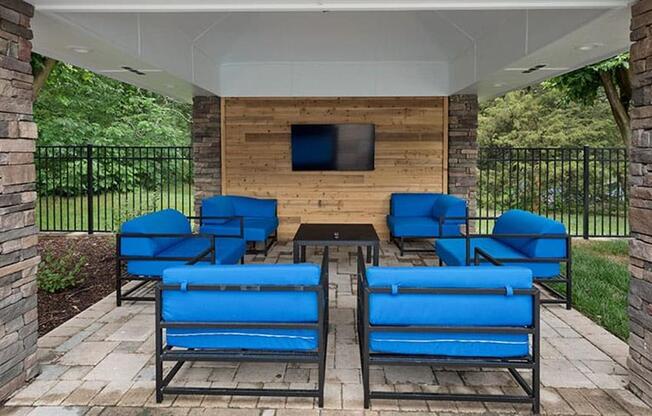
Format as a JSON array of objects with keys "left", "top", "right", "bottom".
[{"left": 291, "top": 124, "right": 375, "bottom": 171}]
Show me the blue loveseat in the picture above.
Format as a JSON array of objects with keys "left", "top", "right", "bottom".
[
  {"left": 356, "top": 250, "right": 540, "bottom": 412},
  {"left": 155, "top": 249, "right": 329, "bottom": 406},
  {"left": 435, "top": 209, "right": 572, "bottom": 308},
  {"left": 117, "top": 209, "right": 246, "bottom": 305},
  {"left": 386, "top": 193, "right": 467, "bottom": 255},
  {"left": 200, "top": 195, "right": 279, "bottom": 255}
]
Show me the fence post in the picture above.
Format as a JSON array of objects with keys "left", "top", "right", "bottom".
[
  {"left": 582, "top": 145, "right": 590, "bottom": 240},
  {"left": 86, "top": 144, "right": 94, "bottom": 234}
]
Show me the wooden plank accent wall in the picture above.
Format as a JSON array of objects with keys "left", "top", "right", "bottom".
[{"left": 222, "top": 97, "right": 447, "bottom": 240}]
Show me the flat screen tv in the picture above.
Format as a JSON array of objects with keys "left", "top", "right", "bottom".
[{"left": 291, "top": 124, "right": 375, "bottom": 171}]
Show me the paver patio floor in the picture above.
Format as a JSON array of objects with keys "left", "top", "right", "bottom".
[{"left": 2, "top": 242, "right": 651, "bottom": 416}]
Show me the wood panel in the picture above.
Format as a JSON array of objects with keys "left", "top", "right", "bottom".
[{"left": 222, "top": 97, "right": 447, "bottom": 240}]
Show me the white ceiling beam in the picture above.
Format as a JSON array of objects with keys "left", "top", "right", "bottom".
[{"left": 32, "top": 0, "right": 631, "bottom": 13}]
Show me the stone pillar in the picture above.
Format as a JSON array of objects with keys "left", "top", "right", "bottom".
[
  {"left": 628, "top": 0, "right": 652, "bottom": 406},
  {"left": 448, "top": 95, "right": 478, "bottom": 213},
  {"left": 192, "top": 95, "right": 221, "bottom": 216},
  {"left": 0, "top": 0, "right": 40, "bottom": 402}
]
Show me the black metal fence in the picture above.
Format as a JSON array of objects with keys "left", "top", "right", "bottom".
[
  {"left": 36, "top": 144, "right": 629, "bottom": 238},
  {"left": 36, "top": 145, "right": 193, "bottom": 233},
  {"left": 478, "top": 146, "right": 628, "bottom": 238}
]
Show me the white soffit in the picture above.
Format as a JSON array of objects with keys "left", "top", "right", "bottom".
[{"left": 31, "top": 1, "right": 632, "bottom": 99}]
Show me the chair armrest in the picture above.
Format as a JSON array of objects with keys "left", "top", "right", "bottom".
[
  {"left": 189, "top": 215, "right": 245, "bottom": 239},
  {"left": 473, "top": 247, "right": 503, "bottom": 266}
]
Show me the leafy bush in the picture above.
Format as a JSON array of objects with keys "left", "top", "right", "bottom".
[{"left": 37, "top": 252, "right": 86, "bottom": 293}]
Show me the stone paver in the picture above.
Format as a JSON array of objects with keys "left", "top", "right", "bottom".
[{"left": 2, "top": 242, "right": 650, "bottom": 416}]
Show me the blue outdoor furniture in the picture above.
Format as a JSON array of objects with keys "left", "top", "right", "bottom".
[
  {"left": 386, "top": 193, "right": 467, "bottom": 255},
  {"left": 200, "top": 195, "right": 279, "bottom": 255},
  {"left": 116, "top": 209, "right": 246, "bottom": 306},
  {"left": 435, "top": 209, "right": 572, "bottom": 309},
  {"left": 356, "top": 249, "right": 540, "bottom": 413},
  {"left": 155, "top": 249, "right": 329, "bottom": 406}
]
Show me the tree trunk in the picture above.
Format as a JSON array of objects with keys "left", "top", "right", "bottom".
[
  {"left": 599, "top": 70, "right": 631, "bottom": 147},
  {"left": 32, "top": 57, "right": 57, "bottom": 100}
]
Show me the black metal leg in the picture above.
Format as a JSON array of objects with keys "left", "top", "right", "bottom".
[
  {"left": 373, "top": 244, "right": 379, "bottom": 266},
  {"left": 566, "top": 262, "right": 572, "bottom": 310},
  {"left": 366, "top": 245, "right": 372, "bottom": 264},
  {"left": 399, "top": 237, "right": 404, "bottom": 256},
  {"left": 293, "top": 242, "right": 299, "bottom": 263},
  {"left": 301, "top": 246, "right": 306, "bottom": 263}
]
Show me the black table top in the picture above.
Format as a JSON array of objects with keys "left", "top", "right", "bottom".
[{"left": 293, "top": 223, "right": 380, "bottom": 244}]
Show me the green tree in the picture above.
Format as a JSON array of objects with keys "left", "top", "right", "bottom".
[
  {"left": 544, "top": 53, "right": 631, "bottom": 146},
  {"left": 34, "top": 56, "right": 191, "bottom": 146},
  {"left": 479, "top": 86, "right": 620, "bottom": 148}
]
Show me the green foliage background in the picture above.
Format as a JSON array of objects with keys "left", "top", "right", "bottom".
[
  {"left": 479, "top": 86, "right": 621, "bottom": 148},
  {"left": 35, "top": 63, "right": 191, "bottom": 146}
]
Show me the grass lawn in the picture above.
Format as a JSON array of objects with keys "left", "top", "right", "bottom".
[
  {"left": 37, "top": 190, "right": 194, "bottom": 232},
  {"left": 562, "top": 239, "right": 630, "bottom": 341},
  {"left": 477, "top": 209, "right": 629, "bottom": 237}
]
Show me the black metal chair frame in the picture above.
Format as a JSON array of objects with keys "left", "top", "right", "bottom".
[
  {"left": 115, "top": 215, "right": 245, "bottom": 306},
  {"left": 154, "top": 248, "right": 330, "bottom": 406},
  {"left": 439, "top": 214, "right": 573, "bottom": 309},
  {"left": 389, "top": 203, "right": 470, "bottom": 256},
  {"left": 357, "top": 247, "right": 541, "bottom": 413}
]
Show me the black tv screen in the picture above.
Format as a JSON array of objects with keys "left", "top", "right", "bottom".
[{"left": 291, "top": 124, "right": 375, "bottom": 171}]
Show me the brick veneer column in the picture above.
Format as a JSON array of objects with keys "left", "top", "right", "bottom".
[
  {"left": 192, "top": 95, "right": 221, "bottom": 216},
  {"left": 448, "top": 95, "right": 478, "bottom": 213},
  {"left": 0, "top": 0, "right": 40, "bottom": 402},
  {"left": 628, "top": 0, "right": 652, "bottom": 406}
]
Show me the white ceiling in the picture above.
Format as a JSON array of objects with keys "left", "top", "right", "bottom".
[{"left": 30, "top": 1, "right": 632, "bottom": 102}]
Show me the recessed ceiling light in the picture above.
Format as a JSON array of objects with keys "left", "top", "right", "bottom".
[
  {"left": 494, "top": 82, "right": 507, "bottom": 88},
  {"left": 67, "top": 45, "right": 92, "bottom": 54},
  {"left": 166, "top": 84, "right": 175, "bottom": 89},
  {"left": 577, "top": 43, "right": 604, "bottom": 51}
]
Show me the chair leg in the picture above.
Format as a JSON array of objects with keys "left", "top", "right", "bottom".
[
  {"left": 399, "top": 237, "right": 404, "bottom": 257},
  {"left": 115, "top": 264, "right": 122, "bottom": 307},
  {"left": 565, "top": 263, "right": 572, "bottom": 310},
  {"left": 362, "top": 350, "right": 370, "bottom": 409}
]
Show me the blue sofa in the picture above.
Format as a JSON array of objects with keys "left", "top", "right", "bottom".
[
  {"left": 436, "top": 209, "right": 572, "bottom": 309},
  {"left": 356, "top": 251, "right": 540, "bottom": 413},
  {"left": 386, "top": 193, "right": 467, "bottom": 255},
  {"left": 200, "top": 195, "right": 279, "bottom": 255},
  {"left": 117, "top": 209, "right": 246, "bottom": 305},
  {"left": 155, "top": 249, "right": 329, "bottom": 406}
]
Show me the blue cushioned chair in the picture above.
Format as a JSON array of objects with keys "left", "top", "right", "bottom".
[
  {"left": 200, "top": 195, "right": 279, "bottom": 256},
  {"left": 386, "top": 193, "right": 467, "bottom": 255},
  {"left": 154, "top": 249, "right": 329, "bottom": 406},
  {"left": 356, "top": 249, "right": 540, "bottom": 413},
  {"left": 116, "top": 209, "right": 246, "bottom": 306},
  {"left": 435, "top": 209, "right": 572, "bottom": 309}
]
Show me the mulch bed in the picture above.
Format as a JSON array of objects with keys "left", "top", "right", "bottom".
[{"left": 37, "top": 234, "right": 116, "bottom": 336}]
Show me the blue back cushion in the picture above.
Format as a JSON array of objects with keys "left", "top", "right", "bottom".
[
  {"left": 390, "top": 193, "right": 440, "bottom": 217},
  {"left": 493, "top": 210, "right": 567, "bottom": 258},
  {"left": 162, "top": 264, "right": 320, "bottom": 323},
  {"left": 120, "top": 209, "right": 190, "bottom": 256},
  {"left": 432, "top": 194, "right": 466, "bottom": 224},
  {"left": 367, "top": 266, "right": 533, "bottom": 327},
  {"left": 201, "top": 196, "right": 235, "bottom": 225},
  {"left": 230, "top": 196, "right": 277, "bottom": 218}
]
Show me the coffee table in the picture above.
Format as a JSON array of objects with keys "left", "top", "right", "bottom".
[{"left": 292, "top": 223, "right": 380, "bottom": 265}]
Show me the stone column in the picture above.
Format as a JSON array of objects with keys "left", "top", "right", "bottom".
[
  {"left": 0, "top": 0, "right": 40, "bottom": 402},
  {"left": 448, "top": 95, "right": 478, "bottom": 213},
  {"left": 192, "top": 95, "right": 221, "bottom": 216},
  {"left": 628, "top": 0, "right": 652, "bottom": 406}
]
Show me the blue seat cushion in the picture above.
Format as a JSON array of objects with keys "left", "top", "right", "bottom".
[
  {"left": 390, "top": 193, "right": 439, "bottom": 217},
  {"left": 387, "top": 216, "right": 460, "bottom": 238},
  {"left": 201, "top": 217, "right": 278, "bottom": 242},
  {"left": 432, "top": 194, "right": 467, "bottom": 225},
  {"left": 126, "top": 237, "right": 246, "bottom": 276},
  {"left": 369, "top": 332, "right": 529, "bottom": 358},
  {"left": 162, "top": 264, "right": 321, "bottom": 351},
  {"left": 120, "top": 209, "right": 191, "bottom": 256},
  {"left": 366, "top": 266, "right": 532, "bottom": 358},
  {"left": 493, "top": 210, "right": 567, "bottom": 259},
  {"left": 436, "top": 238, "right": 561, "bottom": 278}
]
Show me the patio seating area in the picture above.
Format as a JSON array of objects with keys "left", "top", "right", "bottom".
[{"left": 4, "top": 242, "right": 650, "bottom": 416}]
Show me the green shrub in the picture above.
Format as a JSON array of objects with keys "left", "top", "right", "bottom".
[{"left": 37, "top": 252, "right": 86, "bottom": 293}]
